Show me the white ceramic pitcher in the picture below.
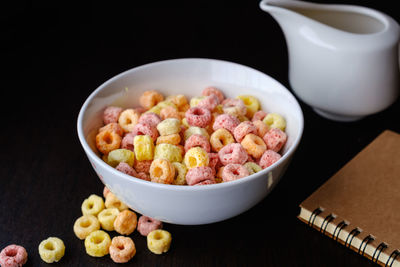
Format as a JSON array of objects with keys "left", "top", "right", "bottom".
[{"left": 260, "top": 0, "right": 400, "bottom": 121}]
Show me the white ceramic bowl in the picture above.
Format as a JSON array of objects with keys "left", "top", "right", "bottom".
[{"left": 77, "top": 58, "right": 304, "bottom": 225}]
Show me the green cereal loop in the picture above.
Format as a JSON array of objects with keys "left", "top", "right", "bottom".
[
  {"left": 107, "top": 149, "right": 135, "bottom": 167},
  {"left": 156, "top": 118, "right": 181, "bottom": 136},
  {"left": 154, "top": 144, "right": 182, "bottom": 163},
  {"left": 244, "top": 162, "right": 262, "bottom": 175},
  {"left": 172, "top": 162, "right": 187, "bottom": 185},
  {"left": 184, "top": 126, "right": 210, "bottom": 141}
]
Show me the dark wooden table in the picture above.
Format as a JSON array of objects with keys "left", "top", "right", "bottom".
[{"left": 1, "top": 1, "right": 399, "bottom": 266}]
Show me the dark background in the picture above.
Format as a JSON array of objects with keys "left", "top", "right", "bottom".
[{"left": 1, "top": 0, "right": 399, "bottom": 266}]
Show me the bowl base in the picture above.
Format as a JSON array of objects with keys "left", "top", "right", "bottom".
[{"left": 313, "top": 108, "right": 364, "bottom": 122}]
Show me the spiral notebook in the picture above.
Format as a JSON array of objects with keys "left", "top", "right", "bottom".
[{"left": 298, "top": 130, "right": 400, "bottom": 267}]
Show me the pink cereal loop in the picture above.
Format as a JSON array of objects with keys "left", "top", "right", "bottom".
[
  {"left": 0, "top": 244, "right": 28, "bottom": 267},
  {"left": 193, "top": 179, "right": 216, "bottom": 185},
  {"left": 185, "top": 107, "right": 212, "bottom": 128},
  {"left": 185, "top": 166, "right": 215, "bottom": 185},
  {"left": 221, "top": 98, "right": 247, "bottom": 116},
  {"left": 103, "top": 106, "right": 123, "bottom": 124},
  {"left": 263, "top": 128, "right": 288, "bottom": 153},
  {"left": 233, "top": 121, "right": 257, "bottom": 142},
  {"left": 212, "top": 114, "right": 240, "bottom": 133},
  {"left": 252, "top": 110, "right": 267, "bottom": 122},
  {"left": 184, "top": 134, "right": 211, "bottom": 153},
  {"left": 134, "top": 160, "right": 152, "bottom": 173},
  {"left": 218, "top": 143, "right": 248, "bottom": 165},
  {"left": 253, "top": 120, "right": 269, "bottom": 138},
  {"left": 137, "top": 216, "right": 163, "bottom": 236},
  {"left": 131, "top": 123, "right": 159, "bottom": 142},
  {"left": 197, "top": 94, "right": 219, "bottom": 111},
  {"left": 259, "top": 149, "right": 282, "bottom": 169},
  {"left": 138, "top": 112, "right": 161, "bottom": 128},
  {"left": 207, "top": 152, "right": 220, "bottom": 172},
  {"left": 137, "top": 172, "right": 151, "bottom": 181},
  {"left": 133, "top": 107, "right": 147, "bottom": 114},
  {"left": 121, "top": 132, "right": 135, "bottom": 151},
  {"left": 116, "top": 162, "right": 138, "bottom": 177},
  {"left": 202, "top": 86, "right": 225, "bottom": 103},
  {"left": 222, "top": 163, "right": 250, "bottom": 182}
]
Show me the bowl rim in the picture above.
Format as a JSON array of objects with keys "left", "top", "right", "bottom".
[{"left": 77, "top": 57, "right": 304, "bottom": 192}]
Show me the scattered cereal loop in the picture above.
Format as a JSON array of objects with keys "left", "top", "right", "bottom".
[
  {"left": 38, "top": 237, "right": 65, "bottom": 263},
  {"left": 147, "top": 230, "right": 172, "bottom": 255},
  {"left": 109, "top": 236, "right": 136, "bottom": 263},
  {"left": 0, "top": 244, "right": 28, "bottom": 267},
  {"left": 84, "top": 230, "right": 111, "bottom": 257}
]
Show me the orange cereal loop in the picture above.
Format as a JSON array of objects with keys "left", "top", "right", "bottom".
[
  {"left": 166, "top": 94, "right": 188, "bottom": 108},
  {"left": 178, "top": 103, "right": 190, "bottom": 112},
  {"left": 118, "top": 109, "right": 140, "bottom": 132},
  {"left": 99, "top": 122, "right": 123, "bottom": 137},
  {"left": 149, "top": 159, "right": 175, "bottom": 184},
  {"left": 109, "top": 236, "right": 136, "bottom": 263},
  {"left": 178, "top": 111, "right": 186, "bottom": 120},
  {"left": 241, "top": 133, "right": 267, "bottom": 159},
  {"left": 213, "top": 104, "right": 224, "bottom": 114},
  {"left": 105, "top": 192, "right": 129, "bottom": 211},
  {"left": 96, "top": 129, "right": 122, "bottom": 155},
  {"left": 103, "top": 186, "right": 111, "bottom": 198},
  {"left": 253, "top": 120, "right": 269, "bottom": 138},
  {"left": 210, "top": 128, "right": 235, "bottom": 152},
  {"left": 114, "top": 210, "right": 138, "bottom": 235},
  {"left": 139, "top": 90, "right": 164, "bottom": 109},
  {"left": 160, "top": 106, "right": 180, "bottom": 120},
  {"left": 156, "top": 133, "right": 181, "bottom": 145}
]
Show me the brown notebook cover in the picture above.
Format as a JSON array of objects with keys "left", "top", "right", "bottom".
[{"left": 298, "top": 130, "right": 400, "bottom": 267}]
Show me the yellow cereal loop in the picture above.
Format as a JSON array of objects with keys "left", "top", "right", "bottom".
[
  {"left": 147, "top": 101, "right": 177, "bottom": 115},
  {"left": 134, "top": 135, "right": 154, "bottom": 161},
  {"left": 105, "top": 192, "right": 129, "bottom": 212},
  {"left": 73, "top": 214, "right": 100, "bottom": 240},
  {"left": 244, "top": 162, "right": 262, "bottom": 175},
  {"left": 172, "top": 162, "right": 187, "bottom": 185},
  {"left": 156, "top": 133, "right": 181, "bottom": 145},
  {"left": 85, "top": 230, "right": 111, "bottom": 257},
  {"left": 156, "top": 118, "right": 181, "bottom": 136},
  {"left": 263, "top": 113, "right": 286, "bottom": 131},
  {"left": 97, "top": 208, "right": 120, "bottom": 231},
  {"left": 166, "top": 94, "right": 188, "bottom": 108},
  {"left": 154, "top": 143, "right": 182, "bottom": 163},
  {"left": 184, "top": 126, "right": 209, "bottom": 141},
  {"left": 189, "top": 96, "right": 206, "bottom": 107},
  {"left": 183, "top": 147, "right": 209, "bottom": 169},
  {"left": 237, "top": 95, "right": 260, "bottom": 118},
  {"left": 118, "top": 109, "right": 140, "bottom": 132},
  {"left": 181, "top": 118, "right": 190, "bottom": 128},
  {"left": 147, "top": 230, "right": 172, "bottom": 255},
  {"left": 107, "top": 149, "right": 135, "bottom": 167},
  {"left": 38, "top": 237, "right": 65, "bottom": 263},
  {"left": 238, "top": 114, "right": 250, "bottom": 122},
  {"left": 81, "top": 194, "right": 105, "bottom": 216}
]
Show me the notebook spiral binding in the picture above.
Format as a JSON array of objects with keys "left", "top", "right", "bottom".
[{"left": 308, "top": 209, "right": 400, "bottom": 266}]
